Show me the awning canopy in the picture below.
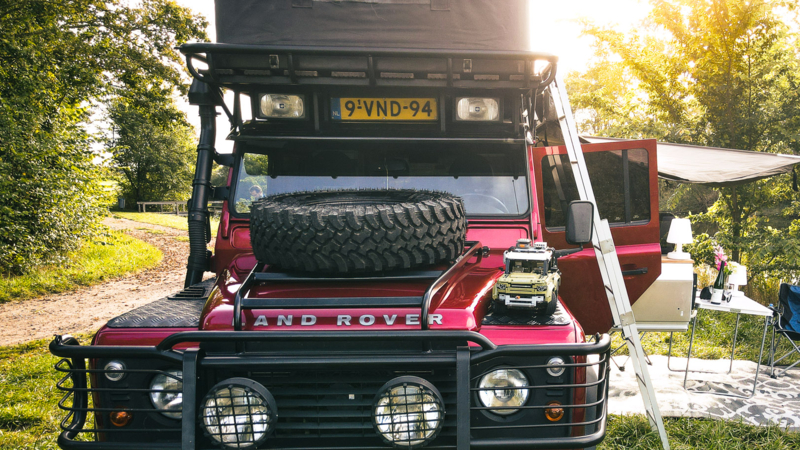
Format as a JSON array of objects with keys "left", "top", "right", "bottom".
[{"left": 582, "top": 136, "right": 800, "bottom": 187}]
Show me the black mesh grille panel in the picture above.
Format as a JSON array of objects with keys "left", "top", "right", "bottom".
[{"left": 249, "top": 369, "right": 457, "bottom": 447}]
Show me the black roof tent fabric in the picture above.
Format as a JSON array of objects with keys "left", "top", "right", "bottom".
[
  {"left": 583, "top": 136, "right": 800, "bottom": 187},
  {"left": 215, "top": 0, "right": 530, "bottom": 51}
]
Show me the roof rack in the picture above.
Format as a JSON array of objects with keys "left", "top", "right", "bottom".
[
  {"left": 232, "top": 241, "right": 489, "bottom": 331},
  {"left": 180, "top": 43, "right": 557, "bottom": 91}
]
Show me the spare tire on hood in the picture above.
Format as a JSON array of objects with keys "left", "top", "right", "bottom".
[{"left": 250, "top": 189, "right": 467, "bottom": 273}]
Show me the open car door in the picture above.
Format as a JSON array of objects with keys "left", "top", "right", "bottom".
[{"left": 532, "top": 139, "right": 661, "bottom": 334}]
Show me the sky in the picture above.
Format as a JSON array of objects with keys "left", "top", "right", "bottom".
[{"left": 173, "top": 0, "right": 651, "bottom": 152}]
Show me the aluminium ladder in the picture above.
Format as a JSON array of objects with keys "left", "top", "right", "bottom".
[{"left": 548, "top": 73, "right": 671, "bottom": 450}]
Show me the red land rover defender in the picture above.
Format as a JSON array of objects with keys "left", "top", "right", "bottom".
[{"left": 49, "top": 2, "right": 668, "bottom": 449}]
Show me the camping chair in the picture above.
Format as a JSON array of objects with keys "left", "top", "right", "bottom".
[{"left": 769, "top": 283, "right": 800, "bottom": 378}]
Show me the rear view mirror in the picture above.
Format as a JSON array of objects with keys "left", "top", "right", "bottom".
[{"left": 565, "top": 201, "right": 594, "bottom": 245}]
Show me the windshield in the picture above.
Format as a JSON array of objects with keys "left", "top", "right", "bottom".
[
  {"left": 232, "top": 141, "right": 529, "bottom": 216},
  {"left": 509, "top": 260, "right": 547, "bottom": 275}
]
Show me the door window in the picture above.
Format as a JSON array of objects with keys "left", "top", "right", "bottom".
[{"left": 541, "top": 149, "right": 650, "bottom": 229}]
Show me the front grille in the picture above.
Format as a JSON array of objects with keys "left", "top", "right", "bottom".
[
  {"left": 246, "top": 369, "right": 457, "bottom": 447},
  {"left": 51, "top": 332, "right": 611, "bottom": 450}
]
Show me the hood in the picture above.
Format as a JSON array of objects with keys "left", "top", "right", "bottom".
[
  {"left": 90, "top": 246, "right": 583, "bottom": 348},
  {"left": 200, "top": 254, "right": 504, "bottom": 332}
]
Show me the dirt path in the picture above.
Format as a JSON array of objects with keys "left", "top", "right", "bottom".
[{"left": 0, "top": 217, "right": 212, "bottom": 346}]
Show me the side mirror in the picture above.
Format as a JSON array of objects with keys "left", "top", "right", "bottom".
[{"left": 565, "top": 201, "right": 594, "bottom": 245}]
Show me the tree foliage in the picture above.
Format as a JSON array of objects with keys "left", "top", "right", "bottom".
[
  {"left": 0, "top": 0, "right": 206, "bottom": 274},
  {"left": 566, "top": 60, "right": 676, "bottom": 140},
  {"left": 569, "top": 0, "right": 800, "bottom": 280},
  {"left": 109, "top": 90, "right": 196, "bottom": 204}
]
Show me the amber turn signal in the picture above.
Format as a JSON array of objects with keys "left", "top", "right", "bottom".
[
  {"left": 544, "top": 401, "right": 564, "bottom": 422},
  {"left": 109, "top": 411, "right": 132, "bottom": 427}
]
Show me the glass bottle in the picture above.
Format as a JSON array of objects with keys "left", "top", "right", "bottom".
[
  {"left": 710, "top": 261, "right": 727, "bottom": 304},
  {"left": 712, "top": 261, "right": 727, "bottom": 290}
]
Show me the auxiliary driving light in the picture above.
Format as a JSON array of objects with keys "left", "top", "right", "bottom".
[
  {"left": 477, "top": 368, "right": 529, "bottom": 415},
  {"left": 373, "top": 376, "right": 445, "bottom": 448},
  {"left": 546, "top": 357, "right": 566, "bottom": 377},
  {"left": 149, "top": 370, "right": 183, "bottom": 419},
  {"left": 455, "top": 97, "right": 499, "bottom": 121},
  {"left": 201, "top": 378, "right": 277, "bottom": 449},
  {"left": 259, "top": 94, "right": 305, "bottom": 118}
]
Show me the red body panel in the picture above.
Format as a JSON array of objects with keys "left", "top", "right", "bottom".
[
  {"left": 554, "top": 244, "right": 662, "bottom": 333},
  {"left": 465, "top": 223, "right": 530, "bottom": 249},
  {"left": 201, "top": 252, "right": 582, "bottom": 346},
  {"left": 93, "top": 327, "right": 197, "bottom": 349}
]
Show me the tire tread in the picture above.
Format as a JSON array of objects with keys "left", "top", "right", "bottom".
[{"left": 250, "top": 189, "right": 467, "bottom": 273}]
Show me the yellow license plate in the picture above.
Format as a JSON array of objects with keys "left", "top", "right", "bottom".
[{"left": 331, "top": 98, "right": 437, "bottom": 121}]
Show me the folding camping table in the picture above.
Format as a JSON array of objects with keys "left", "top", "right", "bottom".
[{"left": 667, "top": 294, "right": 771, "bottom": 399}]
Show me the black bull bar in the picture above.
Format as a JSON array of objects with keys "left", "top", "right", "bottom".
[{"left": 50, "top": 331, "right": 611, "bottom": 450}]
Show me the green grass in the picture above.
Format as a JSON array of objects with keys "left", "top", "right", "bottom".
[
  {"left": 0, "top": 338, "right": 797, "bottom": 449},
  {"left": 0, "top": 230, "right": 161, "bottom": 304},
  {"left": 601, "top": 414, "right": 800, "bottom": 449},
  {"left": 113, "top": 212, "right": 219, "bottom": 237},
  {"left": 0, "top": 335, "right": 93, "bottom": 450}
]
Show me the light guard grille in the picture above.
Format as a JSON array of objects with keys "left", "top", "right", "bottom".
[{"left": 248, "top": 369, "right": 457, "bottom": 447}]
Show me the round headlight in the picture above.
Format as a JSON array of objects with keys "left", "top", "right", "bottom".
[
  {"left": 202, "top": 378, "right": 276, "bottom": 449},
  {"left": 149, "top": 370, "right": 182, "bottom": 419},
  {"left": 546, "top": 357, "right": 566, "bottom": 377},
  {"left": 373, "top": 376, "right": 444, "bottom": 448},
  {"left": 104, "top": 361, "right": 126, "bottom": 382},
  {"left": 478, "top": 368, "right": 529, "bottom": 415},
  {"left": 496, "top": 283, "right": 509, "bottom": 291}
]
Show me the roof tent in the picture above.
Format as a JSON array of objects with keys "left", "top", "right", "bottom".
[
  {"left": 214, "top": 0, "right": 531, "bottom": 51},
  {"left": 184, "top": 1, "right": 554, "bottom": 93}
]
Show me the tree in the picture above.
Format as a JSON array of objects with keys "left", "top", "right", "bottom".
[
  {"left": 0, "top": 1, "right": 206, "bottom": 274},
  {"left": 567, "top": 61, "right": 678, "bottom": 140},
  {"left": 569, "top": 0, "right": 800, "bottom": 278},
  {"left": 109, "top": 89, "right": 196, "bottom": 205}
]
